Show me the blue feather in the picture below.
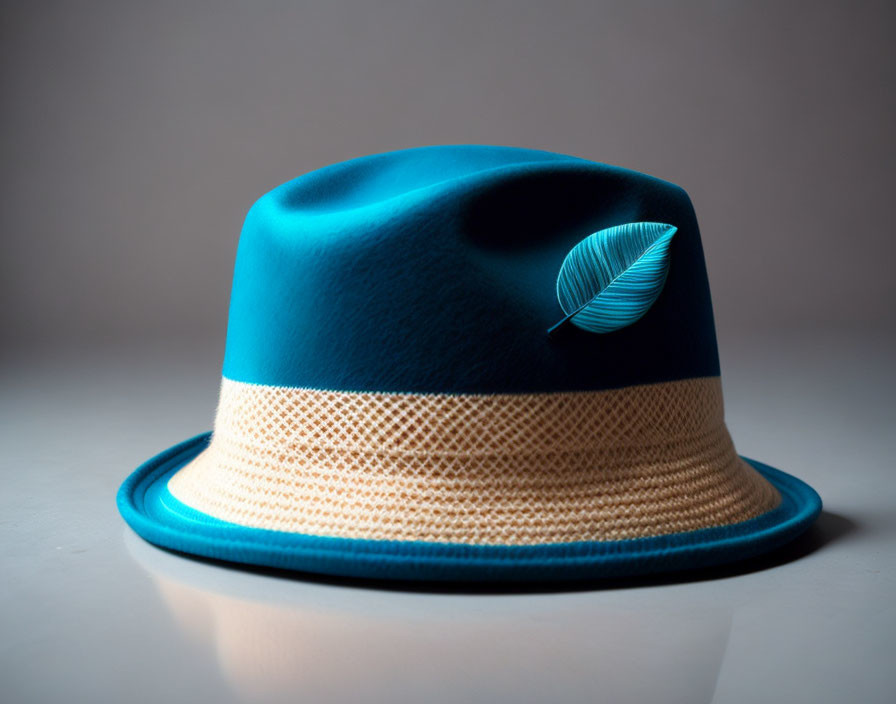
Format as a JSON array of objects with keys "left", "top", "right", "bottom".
[{"left": 548, "top": 222, "right": 677, "bottom": 335}]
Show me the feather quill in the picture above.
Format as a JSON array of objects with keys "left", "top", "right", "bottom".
[{"left": 548, "top": 222, "right": 677, "bottom": 335}]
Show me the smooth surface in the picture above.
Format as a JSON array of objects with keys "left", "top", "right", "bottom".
[
  {"left": 2, "top": 0, "right": 895, "bottom": 349},
  {"left": 1, "top": 330, "right": 894, "bottom": 703}
]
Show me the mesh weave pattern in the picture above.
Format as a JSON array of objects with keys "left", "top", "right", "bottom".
[{"left": 168, "top": 377, "right": 780, "bottom": 545}]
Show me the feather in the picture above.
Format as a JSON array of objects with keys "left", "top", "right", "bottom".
[{"left": 548, "top": 222, "right": 677, "bottom": 335}]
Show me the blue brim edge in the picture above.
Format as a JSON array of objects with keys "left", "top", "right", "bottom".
[{"left": 117, "top": 432, "right": 822, "bottom": 582}]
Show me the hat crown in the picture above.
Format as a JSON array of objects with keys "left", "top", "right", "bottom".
[{"left": 222, "top": 145, "right": 719, "bottom": 393}]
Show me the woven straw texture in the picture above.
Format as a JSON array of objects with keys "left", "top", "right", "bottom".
[{"left": 167, "top": 377, "right": 780, "bottom": 545}]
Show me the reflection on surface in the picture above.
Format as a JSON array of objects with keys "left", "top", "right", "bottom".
[{"left": 125, "top": 531, "right": 733, "bottom": 704}]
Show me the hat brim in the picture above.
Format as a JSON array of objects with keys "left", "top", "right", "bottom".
[{"left": 118, "top": 432, "right": 822, "bottom": 582}]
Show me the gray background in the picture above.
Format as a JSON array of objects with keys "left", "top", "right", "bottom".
[
  {"left": 2, "top": 2, "right": 895, "bottom": 704},
  {"left": 2, "top": 0, "right": 894, "bottom": 350}
]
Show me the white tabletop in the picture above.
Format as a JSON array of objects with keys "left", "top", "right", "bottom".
[{"left": 2, "top": 330, "right": 893, "bottom": 704}]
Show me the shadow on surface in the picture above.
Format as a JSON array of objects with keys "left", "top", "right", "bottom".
[{"left": 143, "top": 510, "right": 856, "bottom": 595}]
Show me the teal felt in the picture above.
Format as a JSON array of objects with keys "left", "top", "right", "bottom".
[
  {"left": 118, "top": 433, "right": 823, "bottom": 582},
  {"left": 222, "top": 145, "right": 720, "bottom": 393}
]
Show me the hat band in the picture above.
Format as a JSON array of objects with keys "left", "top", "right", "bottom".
[{"left": 167, "top": 376, "right": 780, "bottom": 545}]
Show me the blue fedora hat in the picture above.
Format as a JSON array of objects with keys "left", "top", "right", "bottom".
[{"left": 118, "top": 145, "right": 821, "bottom": 582}]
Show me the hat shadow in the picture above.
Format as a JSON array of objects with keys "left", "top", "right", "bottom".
[{"left": 159, "top": 510, "right": 855, "bottom": 595}]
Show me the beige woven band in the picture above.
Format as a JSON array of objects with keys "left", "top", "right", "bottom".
[{"left": 168, "top": 376, "right": 780, "bottom": 545}]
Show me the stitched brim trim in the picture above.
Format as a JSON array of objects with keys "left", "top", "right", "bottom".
[{"left": 118, "top": 433, "right": 822, "bottom": 582}]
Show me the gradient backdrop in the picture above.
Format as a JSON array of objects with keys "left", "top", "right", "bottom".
[
  {"left": 2, "top": 4, "right": 895, "bottom": 704},
  {"left": 2, "top": 0, "right": 894, "bottom": 353}
]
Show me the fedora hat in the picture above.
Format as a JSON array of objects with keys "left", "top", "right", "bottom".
[{"left": 118, "top": 145, "right": 821, "bottom": 581}]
